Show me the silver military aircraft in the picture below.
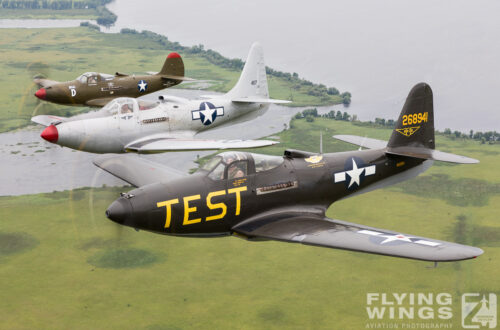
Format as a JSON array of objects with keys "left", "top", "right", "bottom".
[{"left": 31, "top": 43, "right": 290, "bottom": 153}]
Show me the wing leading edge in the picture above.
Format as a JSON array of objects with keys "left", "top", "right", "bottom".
[
  {"left": 124, "top": 138, "right": 278, "bottom": 153},
  {"left": 93, "top": 154, "right": 187, "bottom": 187},
  {"left": 232, "top": 213, "right": 483, "bottom": 261}
]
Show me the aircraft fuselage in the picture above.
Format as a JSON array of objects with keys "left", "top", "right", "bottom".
[
  {"left": 106, "top": 150, "right": 428, "bottom": 237},
  {"left": 48, "top": 97, "right": 268, "bottom": 153}
]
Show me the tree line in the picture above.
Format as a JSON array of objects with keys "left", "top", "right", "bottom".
[
  {"left": 294, "top": 108, "right": 355, "bottom": 123},
  {"left": 292, "top": 109, "right": 498, "bottom": 144},
  {"left": 1, "top": 0, "right": 116, "bottom": 25},
  {"left": 443, "top": 128, "right": 499, "bottom": 144},
  {"left": 119, "top": 29, "right": 351, "bottom": 105}
]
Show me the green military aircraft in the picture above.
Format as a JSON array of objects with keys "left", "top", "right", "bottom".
[
  {"left": 94, "top": 83, "right": 483, "bottom": 262},
  {"left": 34, "top": 52, "right": 190, "bottom": 107}
]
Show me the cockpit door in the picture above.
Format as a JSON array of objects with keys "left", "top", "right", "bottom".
[
  {"left": 118, "top": 99, "right": 138, "bottom": 131},
  {"left": 225, "top": 159, "right": 255, "bottom": 223}
]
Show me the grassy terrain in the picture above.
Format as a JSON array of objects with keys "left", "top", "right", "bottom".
[
  {"left": 1, "top": 118, "right": 498, "bottom": 329},
  {"left": 0, "top": 8, "right": 99, "bottom": 19},
  {"left": 0, "top": 27, "right": 343, "bottom": 134}
]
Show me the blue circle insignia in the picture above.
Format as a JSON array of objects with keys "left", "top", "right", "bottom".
[
  {"left": 137, "top": 80, "right": 148, "bottom": 92},
  {"left": 198, "top": 102, "right": 218, "bottom": 126}
]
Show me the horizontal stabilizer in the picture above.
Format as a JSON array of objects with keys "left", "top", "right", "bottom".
[
  {"left": 93, "top": 154, "right": 186, "bottom": 187},
  {"left": 160, "top": 75, "right": 195, "bottom": 81},
  {"left": 231, "top": 97, "right": 291, "bottom": 104},
  {"left": 31, "top": 115, "right": 67, "bottom": 127},
  {"left": 333, "top": 135, "right": 387, "bottom": 149},
  {"left": 386, "top": 147, "right": 479, "bottom": 164},
  {"left": 232, "top": 213, "right": 483, "bottom": 261},
  {"left": 125, "top": 138, "right": 278, "bottom": 153}
]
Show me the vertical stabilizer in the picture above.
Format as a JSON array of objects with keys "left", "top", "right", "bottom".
[
  {"left": 159, "top": 52, "right": 185, "bottom": 78},
  {"left": 388, "top": 83, "right": 435, "bottom": 149},
  {"left": 225, "top": 42, "right": 269, "bottom": 99}
]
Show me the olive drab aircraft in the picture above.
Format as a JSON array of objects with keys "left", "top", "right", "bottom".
[
  {"left": 94, "top": 83, "right": 483, "bottom": 262},
  {"left": 33, "top": 52, "right": 190, "bottom": 107},
  {"left": 31, "top": 43, "right": 290, "bottom": 153}
]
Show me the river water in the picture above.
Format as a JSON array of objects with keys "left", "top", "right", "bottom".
[{"left": 104, "top": 0, "right": 500, "bottom": 132}]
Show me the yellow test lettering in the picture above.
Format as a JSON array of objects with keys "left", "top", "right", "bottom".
[
  {"left": 228, "top": 186, "right": 247, "bottom": 216},
  {"left": 157, "top": 198, "right": 179, "bottom": 228},
  {"left": 183, "top": 194, "right": 202, "bottom": 225},
  {"left": 206, "top": 190, "right": 227, "bottom": 221}
]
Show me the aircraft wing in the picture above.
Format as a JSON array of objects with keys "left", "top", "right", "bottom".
[
  {"left": 231, "top": 97, "right": 291, "bottom": 104},
  {"left": 333, "top": 135, "right": 479, "bottom": 164},
  {"left": 93, "top": 154, "right": 187, "bottom": 187},
  {"left": 159, "top": 75, "right": 195, "bottom": 81},
  {"left": 333, "top": 135, "right": 387, "bottom": 149},
  {"left": 124, "top": 138, "right": 278, "bottom": 153},
  {"left": 31, "top": 115, "right": 67, "bottom": 126},
  {"left": 85, "top": 98, "right": 115, "bottom": 107},
  {"left": 33, "top": 78, "right": 59, "bottom": 88},
  {"left": 232, "top": 213, "right": 483, "bottom": 261}
]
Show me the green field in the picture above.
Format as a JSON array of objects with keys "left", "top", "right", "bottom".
[
  {"left": 1, "top": 118, "right": 498, "bottom": 329},
  {"left": 0, "top": 8, "right": 99, "bottom": 19},
  {"left": 0, "top": 27, "right": 344, "bottom": 134}
]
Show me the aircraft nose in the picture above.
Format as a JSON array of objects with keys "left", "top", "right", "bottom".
[
  {"left": 35, "top": 88, "right": 46, "bottom": 100},
  {"left": 106, "top": 198, "right": 132, "bottom": 224},
  {"left": 40, "top": 125, "right": 58, "bottom": 143}
]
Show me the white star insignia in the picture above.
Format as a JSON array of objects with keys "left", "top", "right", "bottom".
[
  {"left": 138, "top": 80, "right": 147, "bottom": 92},
  {"left": 199, "top": 103, "right": 215, "bottom": 124},
  {"left": 345, "top": 159, "right": 365, "bottom": 188},
  {"left": 378, "top": 234, "right": 415, "bottom": 244}
]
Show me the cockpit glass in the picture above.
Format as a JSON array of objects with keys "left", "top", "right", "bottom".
[
  {"left": 102, "top": 100, "right": 120, "bottom": 115},
  {"left": 200, "top": 156, "right": 222, "bottom": 172},
  {"left": 77, "top": 74, "right": 87, "bottom": 84},
  {"left": 208, "top": 163, "right": 225, "bottom": 180},
  {"left": 87, "top": 75, "right": 98, "bottom": 84},
  {"left": 138, "top": 100, "right": 159, "bottom": 111},
  {"left": 203, "top": 152, "right": 250, "bottom": 180},
  {"left": 219, "top": 151, "right": 248, "bottom": 165},
  {"left": 120, "top": 103, "right": 134, "bottom": 114},
  {"left": 251, "top": 153, "right": 283, "bottom": 172},
  {"left": 111, "top": 98, "right": 135, "bottom": 114},
  {"left": 227, "top": 161, "right": 247, "bottom": 179}
]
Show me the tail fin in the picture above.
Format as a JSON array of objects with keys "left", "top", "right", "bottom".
[
  {"left": 334, "top": 83, "right": 478, "bottom": 164},
  {"left": 158, "top": 52, "right": 185, "bottom": 78},
  {"left": 386, "top": 83, "right": 478, "bottom": 164},
  {"left": 388, "top": 82, "right": 435, "bottom": 149},
  {"left": 225, "top": 42, "right": 269, "bottom": 99}
]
